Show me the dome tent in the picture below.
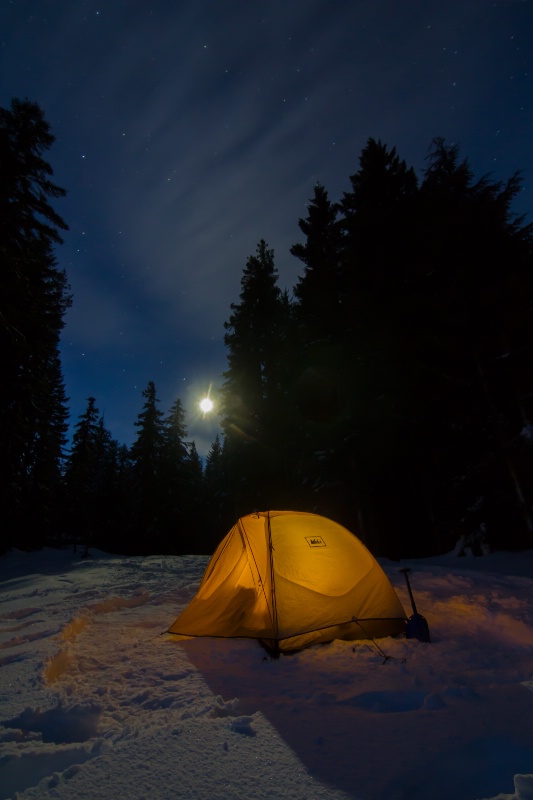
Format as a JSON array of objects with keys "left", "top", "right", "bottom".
[{"left": 168, "top": 511, "right": 406, "bottom": 654}]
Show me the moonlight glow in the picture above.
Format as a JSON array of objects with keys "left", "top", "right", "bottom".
[{"left": 199, "top": 397, "right": 214, "bottom": 414}]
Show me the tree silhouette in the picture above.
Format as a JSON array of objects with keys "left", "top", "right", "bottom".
[
  {"left": 414, "top": 138, "right": 533, "bottom": 551},
  {"left": 222, "top": 240, "right": 289, "bottom": 513},
  {"left": 0, "top": 99, "right": 70, "bottom": 548},
  {"left": 204, "top": 434, "right": 231, "bottom": 536},
  {"left": 292, "top": 183, "right": 342, "bottom": 342},
  {"left": 161, "top": 397, "right": 191, "bottom": 551},
  {"left": 129, "top": 381, "right": 166, "bottom": 551}
]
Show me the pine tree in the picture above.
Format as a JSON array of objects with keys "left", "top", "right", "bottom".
[
  {"left": 0, "top": 99, "right": 70, "bottom": 548},
  {"left": 105, "top": 443, "right": 133, "bottom": 553},
  {"left": 203, "top": 434, "right": 232, "bottom": 541},
  {"left": 291, "top": 183, "right": 343, "bottom": 342},
  {"left": 64, "top": 402, "right": 131, "bottom": 554},
  {"left": 20, "top": 350, "right": 69, "bottom": 547},
  {"left": 90, "top": 417, "right": 126, "bottom": 551},
  {"left": 179, "top": 440, "right": 210, "bottom": 553},
  {"left": 222, "top": 240, "right": 289, "bottom": 513},
  {"left": 290, "top": 184, "right": 346, "bottom": 512},
  {"left": 223, "top": 240, "right": 282, "bottom": 417},
  {"left": 204, "top": 434, "right": 225, "bottom": 500},
  {"left": 164, "top": 398, "right": 189, "bottom": 467},
  {"left": 63, "top": 398, "right": 101, "bottom": 552},
  {"left": 186, "top": 441, "right": 203, "bottom": 485},
  {"left": 339, "top": 137, "right": 418, "bottom": 300},
  {"left": 161, "top": 397, "right": 191, "bottom": 550},
  {"left": 129, "top": 381, "right": 166, "bottom": 551}
]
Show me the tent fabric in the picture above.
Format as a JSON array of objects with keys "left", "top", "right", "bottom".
[{"left": 167, "top": 511, "right": 406, "bottom": 652}]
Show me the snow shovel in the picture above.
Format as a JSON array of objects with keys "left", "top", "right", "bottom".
[{"left": 399, "top": 568, "right": 431, "bottom": 643}]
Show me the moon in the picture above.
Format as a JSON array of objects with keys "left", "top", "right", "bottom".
[{"left": 199, "top": 397, "right": 214, "bottom": 414}]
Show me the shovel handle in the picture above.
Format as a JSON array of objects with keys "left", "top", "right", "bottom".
[{"left": 399, "top": 568, "right": 418, "bottom": 615}]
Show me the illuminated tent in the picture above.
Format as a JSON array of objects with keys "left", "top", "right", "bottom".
[{"left": 168, "top": 511, "right": 406, "bottom": 653}]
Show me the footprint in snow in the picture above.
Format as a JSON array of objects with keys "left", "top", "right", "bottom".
[{"left": 230, "top": 716, "right": 256, "bottom": 736}]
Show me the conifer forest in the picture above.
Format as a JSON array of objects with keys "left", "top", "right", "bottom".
[{"left": 3, "top": 98, "right": 533, "bottom": 558}]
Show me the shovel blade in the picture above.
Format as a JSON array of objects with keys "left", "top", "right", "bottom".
[{"left": 406, "top": 613, "right": 431, "bottom": 643}]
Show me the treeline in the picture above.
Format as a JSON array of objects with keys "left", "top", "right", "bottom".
[
  {"left": 61, "top": 387, "right": 218, "bottom": 555},
  {"left": 3, "top": 97, "right": 533, "bottom": 557},
  {"left": 220, "top": 140, "right": 533, "bottom": 557}
]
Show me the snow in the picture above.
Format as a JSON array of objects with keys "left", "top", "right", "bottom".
[{"left": 1, "top": 546, "right": 533, "bottom": 800}]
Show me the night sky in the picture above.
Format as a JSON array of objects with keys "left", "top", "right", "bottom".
[{"left": 2, "top": 1, "right": 532, "bottom": 457}]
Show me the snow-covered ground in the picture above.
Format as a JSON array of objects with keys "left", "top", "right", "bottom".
[{"left": 1, "top": 544, "right": 533, "bottom": 800}]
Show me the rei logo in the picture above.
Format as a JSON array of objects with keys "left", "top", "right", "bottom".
[{"left": 305, "top": 536, "right": 326, "bottom": 547}]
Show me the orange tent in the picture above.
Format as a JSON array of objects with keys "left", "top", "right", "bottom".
[{"left": 168, "top": 511, "right": 406, "bottom": 653}]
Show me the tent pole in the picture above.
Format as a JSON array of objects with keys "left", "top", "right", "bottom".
[{"left": 266, "top": 512, "right": 280, "bottom": 657}]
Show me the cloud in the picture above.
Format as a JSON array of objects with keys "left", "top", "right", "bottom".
[
  {"left": 54, "top": 0, "right": 518, "bottom": 366},
  {"left": 4, "top": 0, "right": 532, "bottom": 453}
]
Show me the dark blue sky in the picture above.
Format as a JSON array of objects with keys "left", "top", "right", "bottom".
[{"left": 2, "top": 0, "right": 532, "bottom": 456}]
